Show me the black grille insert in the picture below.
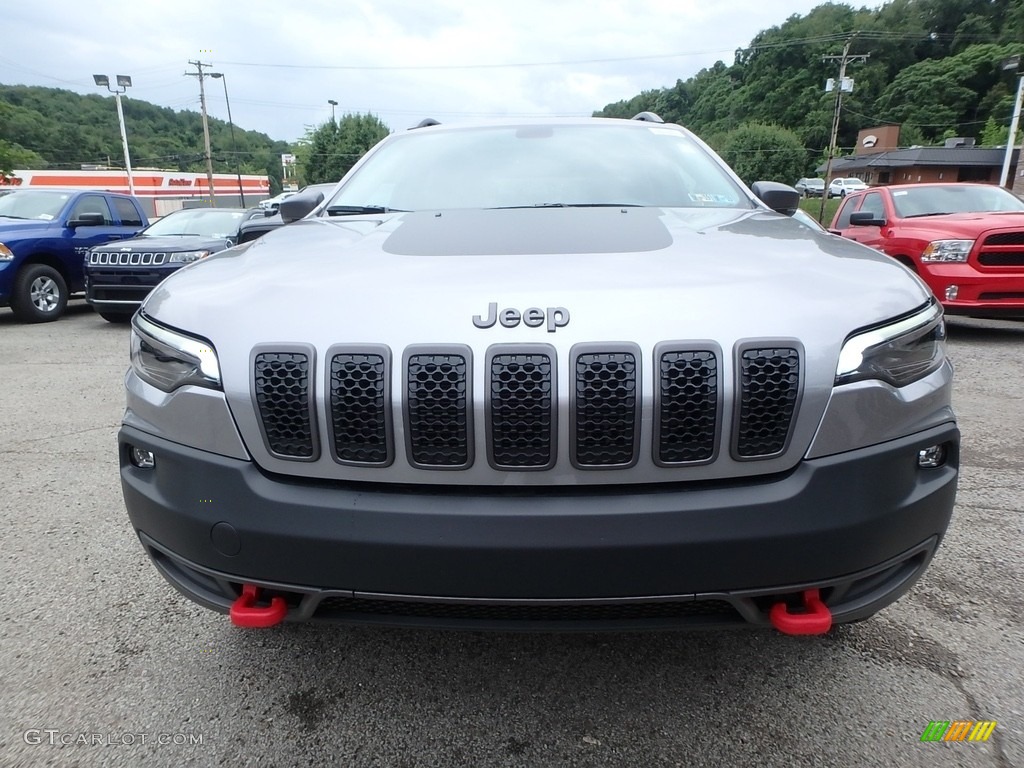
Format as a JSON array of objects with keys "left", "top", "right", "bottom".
[
  {"left": 253, "top": 351, "right": 315, "bottom": 459},
  {"left": 405, "top": 349, "right": 472, "bottom": 468},
  {"left": 977, "top": 252, "right": 1024, "bottom": 267},
  {"left": 329, "top": 350, "right": 390, "bottom": 465},
  {"left": 488, "top": 348, "right": 555, "bottom": 469},
  {"left": 735, "top": 346, "right": 800, "bottom": 458},
  {"left": 982, "top": 232, "right": 1024, "bottom": 246},
  {"left": 572, "top": 347, "right": 640, "bottom": 468},
  {"left": 656, "top": 348, "right": 719, "bottom": 464}
]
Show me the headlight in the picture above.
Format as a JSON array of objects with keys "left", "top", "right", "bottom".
[
  {"left": 168, "top": 250, "right": 211, "bottom": 264},
  {"left": 0, "top": 243, "right": 13, "bottom": 261},
  {"left": 836, "top": 302, "right": 946, "bottom": 387},
  {"left": 920, "top": 240, "right": 973, "bottom": 263},
  {"left": 130, "top": 313, "right": 221, "bottom": 392}
]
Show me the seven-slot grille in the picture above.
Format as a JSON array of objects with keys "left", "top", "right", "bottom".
[
  {"left": 252, "top": 343, "right": 801, "bottom": 470},
  {"left": 89, "top": 251, "right": 167, "bottom": 266}
]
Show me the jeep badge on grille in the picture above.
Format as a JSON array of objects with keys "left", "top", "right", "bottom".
[{"left": 472, "top": 303, "right": 570, "bottom": 332}]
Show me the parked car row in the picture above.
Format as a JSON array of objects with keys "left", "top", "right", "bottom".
[{"left": 0, "top": 186, "right": 304, "bottom": 323}]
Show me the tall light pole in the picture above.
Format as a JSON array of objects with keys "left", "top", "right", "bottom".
[
  {"left": 185, "top": 60, "right": 217, "bottom": 206},
  {"left": 210, "top": 73, "right": 245, "bottom": 206},
  {"left": 328, "top": 99, "right": 338, "bottom": 123},
  {"left": 999, "top": 55, "right": 1023, "bottom": 189},
  {"left": 93, "top": 74, "right": 135, "bottom": 196}
]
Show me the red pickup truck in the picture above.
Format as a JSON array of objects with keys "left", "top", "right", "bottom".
[{"left": 830, "top": 182, "right": 1024, "bottom": 318}]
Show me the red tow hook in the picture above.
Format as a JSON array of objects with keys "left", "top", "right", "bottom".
[
  {"left": 229, "top": 584, "right": 287, "bottom": 628},
  {"left": 769, "top": 588, "right": 832, "bottom": 635}
]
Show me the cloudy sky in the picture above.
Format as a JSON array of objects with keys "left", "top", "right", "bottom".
[{"left": 4, "top": 0, "right": 842, "bottom": 143}]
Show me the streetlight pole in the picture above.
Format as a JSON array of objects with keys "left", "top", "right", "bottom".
[
  {"left": 93, "top": 74, "right": 135, "bottom": 196},
  {"left": 328, "top": 99, "right": 338, "bottom": 123},
  {"left": 999, "top": 55, "right": 1023, "bottom": 189},
  {"left": 211, "top": 73, "right": 245, "bottom": 207}
]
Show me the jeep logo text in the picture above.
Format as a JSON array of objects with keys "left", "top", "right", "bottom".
[{"left": 472, "top": 303, "right": 569, "bottom": 332}]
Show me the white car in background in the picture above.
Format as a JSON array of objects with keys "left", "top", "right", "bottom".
[
  {"left": 828, "top": 178, "right": 869, "bottom": 198},
  {"left": 258, "top": 191, "right": 296, "bottom": 211}
]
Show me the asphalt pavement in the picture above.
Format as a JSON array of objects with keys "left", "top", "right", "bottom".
[{"left": 0, "top": 304, "right": 1021, "bottom": 768}]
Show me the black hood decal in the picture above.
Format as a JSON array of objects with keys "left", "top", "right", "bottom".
[{"left": 382, "top": 207, "right": 673, "bottom": 256}]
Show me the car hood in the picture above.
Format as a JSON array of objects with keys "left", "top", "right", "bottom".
[
  {"left": 891, "top": 210, "right": 1024, "bottom": 238},
  {"left": 92, "top": 235, "right": 234, "bottom": 253},
  {"left": 146, "top": 206, "right": 930, "bottom": 348},
  {"left": 0, "top": 218, "right": 53, "bottom": 236}
]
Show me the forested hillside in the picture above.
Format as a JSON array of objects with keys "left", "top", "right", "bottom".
[
  {"left": 596, "top": 0, "right": 1024, "bottom": 174},
  {"left": 0, "top": 85, "right": 292, "bottom": 190}
]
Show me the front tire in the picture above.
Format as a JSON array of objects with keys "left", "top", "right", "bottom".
[
  {"left": 11, "top": 264, "right": 68, "bottom": 323},
  {"left": 97, "top": 310, "right": 133, "bottom": 324}
]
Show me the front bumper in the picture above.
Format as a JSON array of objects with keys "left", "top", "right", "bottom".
[
  {"left": 84, "top": 266, "right": 179, "bottom": 309},
  {"left": 120, "top": 421, "right": 959, "bottom": 629},
  {"left": 920, "top": 263, "right": 1024, "bottom": 317}
]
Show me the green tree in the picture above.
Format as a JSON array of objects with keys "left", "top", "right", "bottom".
[
  {"left": 302, "top": 113, "right": 390, "bottom": 184},
  {"left": 716, "top": 123, "right": 809, "bottom": 184},
  {"left": 980, "top": 115, "right": 1009, "bottom": 146}
]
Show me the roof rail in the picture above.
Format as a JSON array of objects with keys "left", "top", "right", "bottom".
[
  {"left": 411, "top": 118, "right": 441, "bottom": 129},
  {"left": 631, "top": 112, "right": 664, "bottom": 123}
]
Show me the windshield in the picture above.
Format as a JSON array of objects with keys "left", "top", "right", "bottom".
[
  {"left": 142, "top": 209, "right": 245, "bottom": 238},
  {"left": 324, "top": 124, "right": 750, "bottom": 212},
  {"left": 0, "top": 190, "right": 72, "bottom": 220},
  {"left": 891, "top": 185, "right": 1024, "bottom": 218}
]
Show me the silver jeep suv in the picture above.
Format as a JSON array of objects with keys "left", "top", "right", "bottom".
[{"left": 120, "top": 114, "right": 958, "bottom": 632}]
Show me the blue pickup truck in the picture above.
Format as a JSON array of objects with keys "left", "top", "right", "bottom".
[{"left": 0, "top": 188, "right": 148, "bottom": 322}]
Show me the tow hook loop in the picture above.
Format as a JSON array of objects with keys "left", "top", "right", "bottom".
[
  {"left": 230, "top": 584, "right": 287, "bottom": 628},
  {"left": 769, "top": 588, "right": 832, "bottom": 635}
]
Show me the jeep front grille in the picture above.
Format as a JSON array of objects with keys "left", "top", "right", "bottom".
[
  {"left": 404, "top": 348, "right": 472, "bottom": 469},
  {"left": 329, "top": 348, "right": 391, "bottom": 466},
  {"left": 253, "top": 350, "right": 316, "bottom": 459},
  {"left": 487, "top": 348, "right": 556, "bottom": 469},
  {"left": 250, "top": 342, "right": 802, "bottom": 472},
  {"left": 656, "top": 347, "right": 719, "bottom": 465},
  {"left": 89, "top": 251, "right": 167, "bottom": 266},
  {"left": 571, "top": 347, "right": 640, "bottom": 468},
  {"left": 734, "top": 347, "right": 800, "bottom": 458}
]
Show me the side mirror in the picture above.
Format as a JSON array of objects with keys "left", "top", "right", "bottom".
[
  {"left": 849, "top": 211, "right": 886, "bottom": 227},
  {"left": 279, "top": 190, "right": 326, "bottom": 223},
  {"left": 69, "top": 212, "right": 106, "bottom": 228},
  {"left": 751, "top": 181, "right": 800, "bottom": 215}
]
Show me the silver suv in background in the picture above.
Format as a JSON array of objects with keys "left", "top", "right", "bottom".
[
  {"left": 794, "top": 178, "right": 825, "bottom": 197},
  {"left": 120, "top": 114, "right": 958, "bottom": 633}
]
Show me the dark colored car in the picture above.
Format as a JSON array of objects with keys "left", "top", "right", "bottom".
[
  {"left": 830, "top": 182, "right": 1024, "bottom": 318},
  {"left": 85, "top": 207, "right": 248, "bottom": 322},
  {"left": 121, "top": 115, "right": 957, "bottom": 633},
  {"left": 237, "top": 183, "right": 338, "bottom": 243}
]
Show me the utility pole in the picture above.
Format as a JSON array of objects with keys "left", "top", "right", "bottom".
[
  {"left": 185, "top": 60, "right": 217, "bottom": 207},
  {"left": 818, "top": 37, "right": 869, "bottom": 222}
]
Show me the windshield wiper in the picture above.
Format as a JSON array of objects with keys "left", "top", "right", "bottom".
[
  {"left": 0, "top": 214, "right": 29, "bottom": 219},
  {"left": 325, "top": 205, "right": 401, "bottom": 216},
  {"left": 904, "top": 212, "right": 955, "bottom": 218}
]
